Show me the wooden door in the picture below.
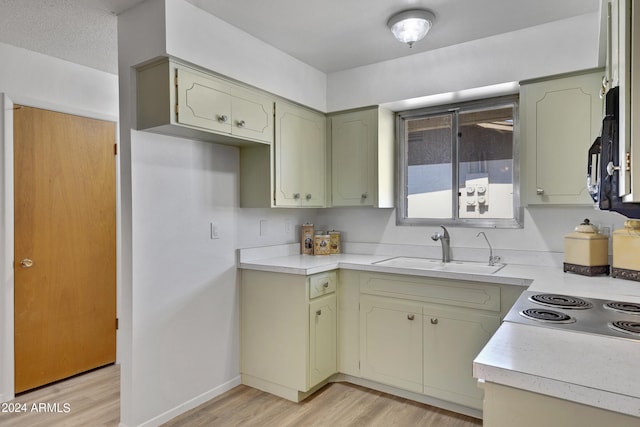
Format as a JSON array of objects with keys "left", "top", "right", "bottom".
[{"left": 13, "top": 106, "right": 116, "bottom": 393}]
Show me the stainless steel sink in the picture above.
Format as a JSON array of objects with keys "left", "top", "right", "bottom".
[{"left": 373, "top": 257, "right": 505, "bottom": 274}]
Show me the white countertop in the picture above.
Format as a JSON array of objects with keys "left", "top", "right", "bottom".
[{"left": 238, "top": 248, "right": 640, "bottom": 417}]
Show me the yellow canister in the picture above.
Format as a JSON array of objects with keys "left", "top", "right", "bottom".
[
  {"left": 563, "top": 219, "right": 609, "bottom": 276},
  {"left": 612, "top": 220, "right": 640, "bottom": 280},
  {"left": 314, "top": 232, "right": 330, "bottom": 255},
  {"left": 329, "top": 230, "right": 341, "bottom": 254}
]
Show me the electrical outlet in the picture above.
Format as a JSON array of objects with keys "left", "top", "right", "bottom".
[{"left": 284, "top": 219, "right": 292, "bottom": 234}]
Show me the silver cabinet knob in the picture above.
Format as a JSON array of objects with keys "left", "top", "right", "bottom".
[
  {"left": 536, "top": 188, "right": 544, "bottom": 195},
  {"left": 316, "top": 310, "right": 322, "bottom": 316},
  {"left": 293, "top": 193, "right": 300, "bottom": 199},
  {"left": 20, "top": 258, "right": 34, "bottom": 268},
  {"left": 430, "top": 318, "right": 438, "bottom": 325},
  {"left": 237, "top": 119, "right": 246, "bottom": 128},
  {"left": 407, "top": 314, "right": 415, "bottom": 321},
  {"left": 361, "top": 193, "right": 368, "bottom": 199},
  {"left": 322, "top": 282, "right": 329, "bottom": 288},
  {"left": 306, "top": 194, "right": 312, "bottom": 200},
  {"left": 606, "top": 161, "right": 621, "bottom": 176},
  {"left": 218, "top": 114, "right": 228, "bottom": 123}
]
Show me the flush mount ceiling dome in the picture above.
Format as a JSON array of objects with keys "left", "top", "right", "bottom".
[{"left": 387, "top": 9, "right": 436, "bottom": 48}]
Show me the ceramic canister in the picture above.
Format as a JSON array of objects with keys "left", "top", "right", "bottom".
[
  {"left": 564, "top": 219, "right": 609, "bottom": 267},
  {"left": 613, "top": 220, "right": 640, "bottom": 272},
  {"left": 314, "top": 232, "right": 330, "bottom": 255},
  {"left": 329, "top": 230, "right": 341, "bottom": 254},
  {"left": 301, "top": 223, "right": 314, "bottom": 255}
]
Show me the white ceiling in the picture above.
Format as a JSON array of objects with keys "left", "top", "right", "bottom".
[{"left": 0, "top": 0, "right": 601, "bottom": 75}]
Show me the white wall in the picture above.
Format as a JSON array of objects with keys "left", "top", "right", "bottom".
[
  {"left": 164, "top": 0, "right": 327, "bottom": 112},
  {"left": 0, "top": 41, "right": 119, "bottom": 402},
  {"left": 327, "top": 12, "right": 601, "bottom": 111},
  {"left": 118, "top": 1, "right": 323, "bottom": 425}
]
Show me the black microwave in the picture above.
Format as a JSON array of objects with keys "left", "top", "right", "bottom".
[{"left": 587, "top": 86, "right": 640, "bottom": 219}]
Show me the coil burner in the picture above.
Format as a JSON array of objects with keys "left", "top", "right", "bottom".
[
  {"left": 528, "top": 293, "right": 593, "bottom": 310},
  {"left": 604, "top": 301, "right": 640, "bottom": 315},
  {"left": 608, "top": 320, "right": 640, "bottom": 337},
  {"left": 519, "top": 308, "right": 576, "bottom": 324}
]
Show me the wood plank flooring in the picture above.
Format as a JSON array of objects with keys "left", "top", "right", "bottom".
[
  {"left": 0, "top": 363, "right": 119, "bottom": 427},
  {"left": 0, "top": 364, "right": 483, "bottom": 426},
  {"left": 162, "top": 382, "right": 483, "bottom": 427}
]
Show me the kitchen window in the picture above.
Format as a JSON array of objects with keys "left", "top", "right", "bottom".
[{"left": 396, "top": 95, "right": 522, "bottom": 228}]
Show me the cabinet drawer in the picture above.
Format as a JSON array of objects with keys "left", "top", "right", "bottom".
[{"left": 308, "top": 271, "right": 336, "bottom": 299}]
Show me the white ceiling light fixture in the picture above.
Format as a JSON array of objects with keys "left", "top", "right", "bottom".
[{"left": 387, "top": 9, "right": 436, "bottom": 48}]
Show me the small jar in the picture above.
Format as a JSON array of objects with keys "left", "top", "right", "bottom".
[{"left": 314, "top": 232, "right": 330, "bottom": 256}]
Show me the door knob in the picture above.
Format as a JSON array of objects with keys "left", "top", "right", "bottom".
[{"left": 20, "top": 258, "right": 34, "bottom": 268}]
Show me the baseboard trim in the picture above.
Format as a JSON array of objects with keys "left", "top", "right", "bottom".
[{"left": 127, "top": 375, "right": 242, "bottom": 427}]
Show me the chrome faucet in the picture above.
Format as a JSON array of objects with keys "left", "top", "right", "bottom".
[
  {"left": 476, "top": 231, "right": 501, "bottom": 266},
  {"left": 431, "top": 225, "right": 451, "bottom": 263}
]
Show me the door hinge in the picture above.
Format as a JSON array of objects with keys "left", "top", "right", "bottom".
[
  {"left": 114, "top": 143, "right": 118, "bottom": 155},
  {"left": 626, "top": 151, "right": 631, "bottom": 171},
  {"left": 116, "top": 318, "right": 119, "bottom": 330}
]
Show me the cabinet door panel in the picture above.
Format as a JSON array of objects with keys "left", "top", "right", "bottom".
[
  {"left": 535, "top": 88, "right": 592, "bottom": 198},
  {"left": 309, "top": 295, "right": 337, "bottom": 388},
  {"left": 177, "top": 67, "right": 232, "bottom": 134},
  {"left": 275, "top": 101, "right": 326, "bottom": 207},
  {"left": 275, "top": 106, "right": 303, "bottom": 206},
  {"left": 360, "top": 296, "right": 422, "bottom": 393},
  {"left": 522, "top": 70, "right": 603, "bottom": 205},
  {"left": 231, "top": 94, "right": 273, "bottom": 144},
  {"left": 332, "top": 110, "right": 374, "bottom": 206},
  {"left": 423, "top": 307, "right": 500, "bottom": 409}
]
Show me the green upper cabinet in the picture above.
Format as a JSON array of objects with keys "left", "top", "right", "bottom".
[
  {"left": 521, "top": 69, "right": 604, "bottom": 205},
  {"left": 329, "top": 107, "right": 395, "bottom": 208},
  {"left": 274, "top": 100, "right": 327, "bottom": 207},
  {"left": 137, "top": 59, "right": 274, "bottom": 145}
]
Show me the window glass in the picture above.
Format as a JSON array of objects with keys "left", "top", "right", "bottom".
[
  {"left": 407, "top": 114, "right": 453, "bottom": 218},
  {"left": 397, "top": 96, "right": 521, "bottom": 228}
]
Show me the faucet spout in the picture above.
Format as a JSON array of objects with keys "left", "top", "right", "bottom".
[
  {"left": 431, "top": 225, "right": 451, "bottom": 263},
  {"left": 476, "top": 231, "right": 500, "bottom": 266}
]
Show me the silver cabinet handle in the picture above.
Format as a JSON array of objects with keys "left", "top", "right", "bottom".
[
  {"left": 306, "top": 193, "right": 312, "bottom": 200},
  {"left": 20, "top": 258, "right": 34, "bottom": 268},
  {"left": 536, "top": 188, "right": 544, "bottom": 195},
  {"left": 322, "top": 282, "right": 329, "bottom": 288},
  {"left": 293, "top": 193, "right": 300, "bottom": 199},
  {"left": 237, "top": 119, "right": 246, "bottom": 128},
  {"left": 316, "top": 310, "right": 322, "bottom": 316},
  {"left": 407, "top": 314, "right": 415, "bottom": 321},
  {"left": 430, "top": 318, "right": 438, "bottom": 325},
  {"left": 218, "top": 114, "right": 228, "bottom": 123}
]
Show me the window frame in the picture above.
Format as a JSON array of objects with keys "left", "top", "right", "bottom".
[{"left": 395, "top": 95, "right": 523, "bottom": 228}]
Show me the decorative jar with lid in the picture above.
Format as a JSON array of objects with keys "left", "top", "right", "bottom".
[{"left": 563, "top": 219, "right": 609, "bottom": 276}]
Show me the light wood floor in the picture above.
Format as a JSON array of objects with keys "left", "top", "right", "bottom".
[
  {"left": 163, "top": 382, "right": 483, "bottom": 427},
  {"left": 0, "top": 363, "right": 119, "bottom": 427},
  {"left": 0, "top": 365, "right": 483, "bottom": 427}
]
